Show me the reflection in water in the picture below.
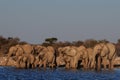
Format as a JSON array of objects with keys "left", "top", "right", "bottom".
[{"left": 0, "top": 66, "right": 120, "bottom": 80}]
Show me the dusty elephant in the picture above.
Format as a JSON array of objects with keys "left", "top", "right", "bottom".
[
  {"left": 58, "top": 46, "right": 88, "bottom": 70},
  {"left": 87, "top": 48, "right": 95, "bottom": 70},
  {"left": 65, "top": 46, "right": 88, "bottom": 70},
  {"left": 57, "top": 46, "right": 74, "bottom": 69},
  {"left": 75, "top": 46, "right": 88, "bottom": 70},
  {"left": 93, "top": 43, "right": 116, "bottom": 71},
  {"left": 33, "top": 45, "right": 46, "bottom": 68},
  {"left": 19, "top": 53, "right": 35, "bottom": 69},
  {"left": 6, "top": 45, "right": 24, "bottom": 67},
  {"left": 7, "top": 44, "right": 35, "bottom": 68},
  {"left": 56, "top": 47, "right": 66, "bottom": 67},
  {"left": 18, "top": 44, "right": 35, "bottom": 68},
  {"left": 37, "top": 46, "right": 55, "bottom": 69}
]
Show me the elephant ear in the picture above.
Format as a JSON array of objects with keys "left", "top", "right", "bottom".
[{"left": 100, "top": 45, "right": 109, "bottom": 57}]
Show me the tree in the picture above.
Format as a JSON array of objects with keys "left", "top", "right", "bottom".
[{"left": 45, "top": 37, "right": 58, "bottom": 44}]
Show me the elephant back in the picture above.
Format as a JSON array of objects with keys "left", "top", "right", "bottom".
[
  {"left": 77, "top": 45, "right": 86, "bottom": 51},
  {"left": 22, "top": 44, "right": 34, "bottom": 54}
]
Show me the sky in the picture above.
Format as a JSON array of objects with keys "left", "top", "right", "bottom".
[{"left": 0, "top": 0, "right": 120, "bottom": 44}]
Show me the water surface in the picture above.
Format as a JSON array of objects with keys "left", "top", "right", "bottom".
[{"left": 0, "top": 66, "right": 120, "bottom": 80}]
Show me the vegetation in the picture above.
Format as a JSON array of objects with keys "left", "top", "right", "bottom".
[
  {"left": 0, "top": 35, "right": 120, "bottom": 56},
  {"left": 0, "top": 36, "right": 27, "bottom": 54}
]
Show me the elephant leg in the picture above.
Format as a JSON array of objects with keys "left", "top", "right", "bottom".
[
  {"left": 109, "top": 53, "right": 116, "bottom": 70},
  {"left": 90, "top": 59, "right": 94, "bottom": 70},
  {"left": 65, "top": 62, "right": 70, "bottom": 69},
  {"left": 85, "top": 58, "right": 88, "bottom": 70},
  {"left": 31, "top": 63, "right": 34, "bottom": 69},
  {"left": 49, "top": 63, "right": 55, "bottom": 69},
  {"left": 27, "top": 61, "right": 30, "bottom": 68},
  {"left": 16, "top": 56, "right": 22, "bottom": 68},
  {"left": 35, "top": 59, "right": 40, "bottom": 68},
  {"left": 51, "top": 57, "right": 55, "bottom": 68},
  {"left": 20, "top": 61, "right": 25, "bottom": 68},
  {"left": 82, "top": 60, "right": 86, "bottom": 70},
  {"left": 39, "top": 60, "right": 43, "bottom": 68},
  {"left": 102, "top": 57, "right": 107, "bottom": 70},
  {"left": 83, "top": 59, "right": 88, "bottom": 70},
  {"left": 34, "top": 61, "right": 37, "bottom": 68},
  {"left": 30, "top": 61, "right": 34, "bottom": 68},
  {"left": 108, "top": 59, "right": 114, "bottom": 70},
  {"left": 110, "top": 59, "right": 114, "bottom": 70},
  {"left": 88, "top": 59, "right": 91, "bottom": 69},
  {"left": 72, "top": 62, "right": 78, "bottom": 69},
  {"left": 91, "top": 57, "right": 96, "bottom": 70},
  {"left": 97, "top": 56, "right": 101, "bottom": 71},
  {"left": 43, "top": 60, "right": 47, "bottom": 69},
  {"left": 70, "top": 58, "right": 77, "bottom": 69},
  {"left": 49, "top": 57, "right": 55, "bottom": 69},
  {"left": 108, "top": 60, "right": 111, "bottom": 70}
]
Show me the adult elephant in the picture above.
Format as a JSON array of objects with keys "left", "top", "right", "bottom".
[
  {"left": 38, "top": 46, "right": 55, "bottom": 69},
  {"left": 33, "top": 45, "right": 43, "bottom": 68},
  {"left": 93, "top": 43, "right": 116, "bottom": 71},
  {"left": 75, "top": 46, "right": 88, "bottom": 70},
  {"left": 59, "top": 46, "right": 88, "bottom": 70},
  {"left": 58, "top": 46, "right": 75, "bottom": 69},
  {"left": 19, "top": 53, "right": 35, "bottom": 69},
  {"left": 6, "top": 44, "right": 24, "bottom": 67},
  {"left": 19, "top": 44, "right": 35, "bottom": 68},
  {"left": 87, "top": 48, "right": 95, "bottom": 70},
  {"left": 9, "top": 44, "right": 35, "bottom": 68},
  {"left": 56, "top": 47, "right": 66, "bottom": 67}
]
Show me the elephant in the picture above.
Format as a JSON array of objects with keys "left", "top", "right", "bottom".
[
  {"left": 37, "top": 46, "right": 55, "bottom": 69},
  {"left": 57, "top": 46, "right": 75, "bottom": 69},
  {"left": 93, "top": 43, "right": 116, "bottom": 71},
  {"left": 67, "top": 46, "right": 88, "bottom": 70},
  {"left": 6, "top": 44, "right": 35, "bottom": 68},
  {"left": 19, "top": 53, "right": 35, "bottom": 69},
  {"left": 87, "top": 48, "right": 95, "bottom": 70},
  {"left": 6, "top": 45, "right": 24, "bottom": 66},
  {"left": 58, "top": 46, "right": 88, "bottom": 70},
  {"left": 33, "top": 45, "right": 43, "bottom": 68},
  {"left": 18, "top": 44, "right": 35, "bottom": 69},
  {"left": 75, "top": 46, "right": 88, "bottom": 70},
  {"left": 56, "top": 47, "right": 66, "bottom": 67}
]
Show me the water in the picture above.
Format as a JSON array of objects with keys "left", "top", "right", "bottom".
[{"left": 0, "top": 66, "right": 120, "bottom": 80}]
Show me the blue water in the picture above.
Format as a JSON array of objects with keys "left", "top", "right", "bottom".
[{"left": 0, "top": 67, "right": 120, "bottom": 80}]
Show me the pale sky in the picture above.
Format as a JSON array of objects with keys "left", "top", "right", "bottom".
[{"left": 0, "top": 0, "right": 120, "bottom": 44}]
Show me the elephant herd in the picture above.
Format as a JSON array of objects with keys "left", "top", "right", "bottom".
[{"left": 4, "top": 42, "right": 117, "bottom": 71}]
